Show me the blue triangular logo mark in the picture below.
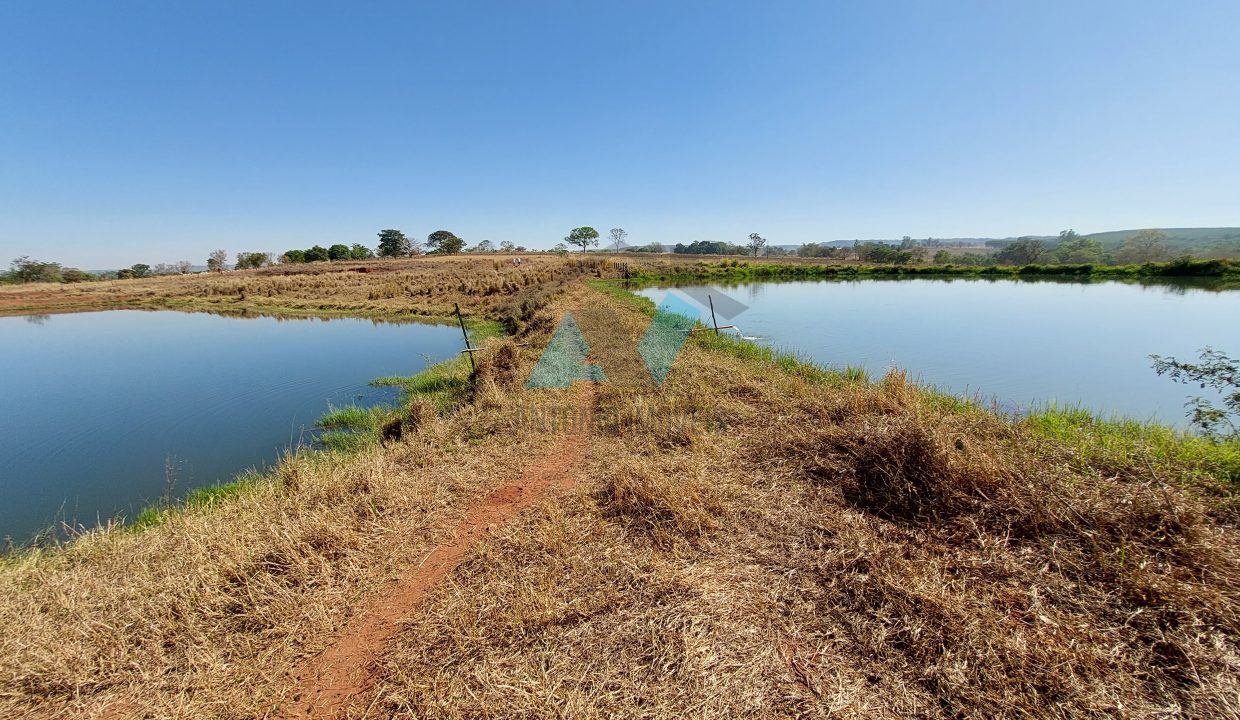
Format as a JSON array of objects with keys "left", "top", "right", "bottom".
[
  {"left": 637, "top": 292, "right": 698, "bottom": 385},
  {"left": 524, "top": 312, "right": 607, "bottom": 388}
]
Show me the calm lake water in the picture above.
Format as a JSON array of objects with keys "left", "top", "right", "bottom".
[
  {"left": 0, "top": 311, "right": 461, "bottom": 543},
  {"left": 639, "top": 278, "right": 1240, "bottom": 427}
]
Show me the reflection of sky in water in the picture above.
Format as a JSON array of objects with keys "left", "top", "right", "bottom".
[
  {"left": 639, "top": 278, "right": 1240, "bottom": 427},
  {"left": 0, "top": 311, "right": 461, "bottom": 542}
]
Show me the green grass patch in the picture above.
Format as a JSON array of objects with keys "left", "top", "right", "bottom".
[
  {"left": 185, "top": 470, "right": 265, "bottom": 509},
  {"left": 371, "top": 368, "right": 465, "bottom": 397},
  {"left": 316, "top": 404, "right": 377, "bottom": 430},
  {"left": 130, "top": 469, "right": 269, "bottom": 532},
  {"left": 1024, "top": 405, "right": 1240, "bottom": 493},
  {"left": 371, "top": 356, "right": 473, "bottom": 411},
  {"left": 314, "top": 404, "right": 401, "bottom": 453},
  {"left": 588, "top": 279, "right": 658, "bottom": 315},
  {"left": 691, "top": 326, "right": 868, "bottom": 386},
  {"left": 318, "top": 429, "right": 382, "bottom": 453}
]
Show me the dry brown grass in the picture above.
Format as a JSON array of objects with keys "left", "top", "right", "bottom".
[
  {"left": 1, "top": 280, "right": 1237, "bottom": 718},
  {"left": 0, "top": 334, "right": 579, "bottom": 719},
  {"left": 0, "top": 255, "right": 621, "bottom": 329},
  {"left": 363, "top": 286, "right": 1239, "bottom": 719}
]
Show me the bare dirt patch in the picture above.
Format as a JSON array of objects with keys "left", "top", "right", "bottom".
[{"left": 279, "top": 383, "right": 596, "bottom": 719}]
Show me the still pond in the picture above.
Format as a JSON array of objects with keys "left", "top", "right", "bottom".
[
  {"left": 0, "top": 310, "right": 460, "bottom": 543},
  {"left": 639, "top": 277, "right": 1240, "bottom": 428},
  {"left": 3, "top": 278, "right": 1237, "bottom": 544}
]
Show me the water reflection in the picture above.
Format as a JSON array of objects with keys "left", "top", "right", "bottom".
[
  {"left": 638, "top": 277, "right": 1240, "bottom": 429},
  {"left": 0, "top": 310, "right": 462, "bottom": 544}
]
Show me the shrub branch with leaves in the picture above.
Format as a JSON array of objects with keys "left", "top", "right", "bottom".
[{"left": 1151, "top": 347, "right": 1239, "bottom": 440}]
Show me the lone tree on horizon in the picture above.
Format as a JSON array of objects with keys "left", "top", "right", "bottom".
[
  {"left": 207, "top": 249, "right": 228, "bottom": 272},
  {"left": 566, "top": 226, "right": 599, "bottom": 252},
  {"left": 609, "top": 227, "right": 628, "bottom": 251},
  {"left": 747, "top": 232, "right": 767, "bottom": 257},
  {"left": 994, "top": 237, "right": 1049, "bottom": 265},
  {"left": 377, "top": 229, "right": 411, "bottom": 257},
  {"left": 1117, "top": 229, "right": 1171, "bottom": 264},
  {"left": 427, "top": 230, "right": 465, "bottom": 254}
]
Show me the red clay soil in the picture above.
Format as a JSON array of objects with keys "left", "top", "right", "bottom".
[{"left": 279, "top": 384, "right": 595, "bottom": 719}]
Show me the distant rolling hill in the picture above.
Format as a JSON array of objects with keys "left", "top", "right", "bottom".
[
  {"left": 775, "top": 228, "right": 1240, "bottom": 258},
  {"left": 651, "top": 228, "right": 1240, "bottom": 260},
  {"left": 1083, "top": 227, "right": 1240, "bottom": 252}
]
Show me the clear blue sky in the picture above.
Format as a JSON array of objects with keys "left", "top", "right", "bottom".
[{"left": 2, "top": 1, "right": 1237, "bottom": 268}]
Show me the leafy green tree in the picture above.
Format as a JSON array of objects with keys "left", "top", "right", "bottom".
[
  {"left": 645, "top": 242, "right": 665, "bottom": 253},
  {"left": 377, "top": 229, "right": 412, "bottom": 257},
  {"left": 475, "top": 239, "right": 495, "bottom": 252},
  {"left": 327, "top": 244, "right": 351, "bottom": 261},
  {"left": 116, "top": 268, "right": 135, "bottom": 280},
  {"left": 565, "top": 226, "right": 599, "bottom": 252},
  {"left": 933, "top": 249, "right": 952, "bottom": 263},
  {"left": 283, "top": 249, "right": 307, "bottom": 263},
  {"left": 994, "top": 238, "right": 1050, "bottom": 265},
  {"left": 553, "top": 242, "right": 569, "bottom": 254},
  {"left": 499, "top": 240, "right": 515, "bottom": 252},
  {"left": 427, "top": 230, "right": 465, "bottom": 254},
  {"left": 61, "top": 268, "right": 95, "bottom": 283},
  {"left": 856, "top": 242, "right": 915, "bottom": 264},
  {"left": 304, "top": 245, "right": 330, "bottom": 262},
  {"left": 8, "top": 257, "right": 63, "bottom": 283},
  {"left": 130, "top": 263, "right": 152, "bottom": 278},
  {"left": 1151, "top": 347, "right": 1239, "bottom": 440},
  {"left": 350, "top": 243, "right": 374, "bottom": 260},
  {"left": 747, "top": 233, "right": 767, "bottom": 257},
  {"left": 1116, "top": 229, "right": 1171, "bottom": 264},
  {"left": 673, "top": 240, "right": 745, "bottom": 255},
  {"left": 953, "top": 252, "right": 996, "bottom": 266},
  {"left": 1053, "top": 230, "right": 1104, "bottom": 263},
  {"left": 207, "top": 249, "right": 228, "bottom": 272},
  {"left": 798, "top": 242, "right": 842, "bottom": 258},
  {"left": 234, "top": 252, "right": 270, "bottom": 270}
]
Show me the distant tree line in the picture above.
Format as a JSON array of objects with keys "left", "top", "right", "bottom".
[
  {"left": 4, "top": 226, "right": 1225, "bottom": 286},
  {"left": 673, "top": 240, "right": 747, "bottom": 255},
  {"left": 650, "top": 228, "right": 1189, "bottom": 267},
  {"left": 2, "top": 256, "right": 198, "bottom": 284},
  {"left": 3, "top": 257, "right": 77, "bottom": 284},
  {"left": 279, "top": 244, "right": 372, "bottom": 264},
  {"left": 985, "top": 229, "right": 1173, "bottom": 266}
]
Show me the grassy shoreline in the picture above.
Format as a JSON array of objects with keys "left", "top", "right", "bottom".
[
  {"left": 626, "top": 256, "right": 1240, "bottom": 284},
  {"left": 14, "top": 274, "right": 1237, "bottom": 552},
  {"left": 121, "top": 321, "right": 502, "bottom": 542},
  {"left": 0, "top": 296, "right": 492, "bottom": 326},
  {"left": 3, "top": 266, "right": 1238, "bottom": 718},
  {"left": 594, "top": 277, "right": 1240, "bottom": 493}
]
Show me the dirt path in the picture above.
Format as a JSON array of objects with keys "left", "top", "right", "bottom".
[{"left": 278, "top": 383, "right": 595, "bottom": 719}]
